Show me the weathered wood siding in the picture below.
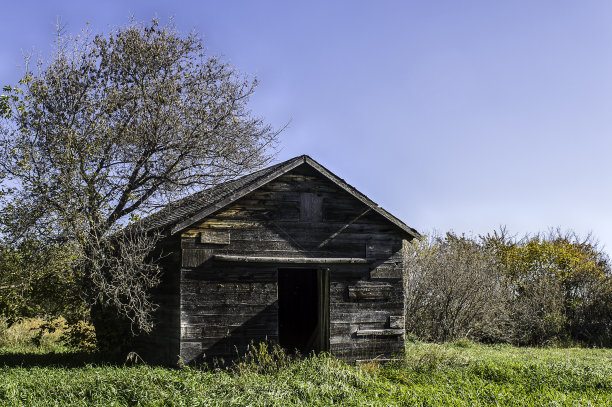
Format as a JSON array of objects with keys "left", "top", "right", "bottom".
[
  {"left": 134, "top": 236, "right": 181, "bottom": 365},
  {"left": 179, "top": 165, "right": 408, "bottom": 363}
]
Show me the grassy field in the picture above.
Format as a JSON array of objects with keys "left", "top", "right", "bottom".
[{"left": 0, "top": 340, "right": 610, "bottom": 406}]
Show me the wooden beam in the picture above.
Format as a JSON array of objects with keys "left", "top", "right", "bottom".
[
  {"left": 355, "top": 329, "right": 404, "bottom": 337},
  {"left": 213, "top": 254, "right": 374, "bottom": 264}
]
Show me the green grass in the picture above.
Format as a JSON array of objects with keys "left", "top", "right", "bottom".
[{"left": 0, "top": 341, "right": 610, "bottom": 406}]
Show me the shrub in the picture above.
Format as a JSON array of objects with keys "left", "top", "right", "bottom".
[
  {"left": 485, "top": 229, "right": 612, "bottom": 346},
  {"left": 61, "top": 320, "right": 97, "bottom": 351},
  {"left": 0, "top": 316, "right": 8, "bottom": 346},
  {"left": 0, "top": 317, "right": 69, "bottom": 351},
  {"left": 405, "top": 229, "right": 612, "bottom": 346},
  {"left": 404, "top": 233, "right": 511, "bottom": 343}
]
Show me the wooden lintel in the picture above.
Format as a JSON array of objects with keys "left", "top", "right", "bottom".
[
  {"left": 212, "top": 255, "right": 373, "bottom": 264},
  {"left": 355, "top": 329, "right": 404, "bottom": 337}
]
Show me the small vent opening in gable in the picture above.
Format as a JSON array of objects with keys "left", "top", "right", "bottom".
[{"left": 300, "top": 193, "right": 322, "bottom": 222}]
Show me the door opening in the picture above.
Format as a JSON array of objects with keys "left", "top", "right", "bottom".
[{"left": 278, "top": 268, "right": 329, "bottom": 354}]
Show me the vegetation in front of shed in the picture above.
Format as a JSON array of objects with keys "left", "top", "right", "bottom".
[
  {"left": 0, "top": 317, "right": 96, "bottom": 352},
  {"left": 0, "top": 341, "right": 610, "bottom": 406}
]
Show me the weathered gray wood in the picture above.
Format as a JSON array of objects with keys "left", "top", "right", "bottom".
[
  {"left": 331, "top": 322, "right": 376, "bottom": 333},
  {"left": 171, "top": 157, "right": 309, "bottom": 235},
  {"left": 299, "top": 157, "right": 419, "bottom": 239},
  {"left": 213, "top": 255, "right": 373, "bottom": 264},
  {"left": 181, "top": 323, "right": 278, "bottom": 340},
  {"left": 114, "top": 160, "right": 416, "bottom": 366},
  {"left": 180, "top": 341, "right": 204, "bottom": 363},
  {"left": 330, "top": 311, "right": 389, "bottom": 324},
  {"left": 130, "top": 243, "right": 181, "bottom": 365},
  {"left": 181, "top": 303, "right": 275, "bottom": 315},
  {"left": 182, "top": 248, "right": 213, "bottom": 267},
  {"left": 174, "top": 165, "right": 411, "bottom": 365},
  {"left": 181, "top": 313, "right": 276, "bottom": 326},
  {"left": 347, "top": 282, "right": 395, "bottom": 301},
  {"left": 366, "top": 241, "right": 393, "bottom": 257},
  {"left": 300, "top": 192, "right": 323, "bottom": 222},
  {"left": 182, "top": 293, "right": 278, "bottom": 305},
  {"left": 355, "top": 329, "right": 404, "bottom": 337},
  {"left": 200, "top": 230, "right": 230, "bottom": 245},
  {"left": 330, "top": 335, "right": 403, "bottom": 347},
  {"left": 181, "top": 281, "right": 275, "bottom": 295},
  {"left": 369, "top": 264, "right": 403, "bottom": 279},
  {"left": 389, "top": 316, "right": 405, "bottom": 329},
  {"left": 328, "top": 268, "right": 370, "bottom": 280}
]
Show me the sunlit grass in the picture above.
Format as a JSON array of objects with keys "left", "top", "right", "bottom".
[{"left": 0, "top": 340, "right": 610, "bottom": 406}]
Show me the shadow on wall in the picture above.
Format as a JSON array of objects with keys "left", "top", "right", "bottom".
[{"left": 187, "top": 302, "right": 280, "bottom": 367}]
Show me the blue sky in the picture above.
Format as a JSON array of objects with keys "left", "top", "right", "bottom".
[{"left": 2, "top": 1, "right": 612, "bottom": 251}]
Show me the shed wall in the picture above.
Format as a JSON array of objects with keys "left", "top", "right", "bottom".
[{"left": 179, "top": 166, "right": 407, "bottom": 364}]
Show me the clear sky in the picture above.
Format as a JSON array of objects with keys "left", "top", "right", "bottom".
[{"left": 2, "top": 1, "right": 612, "bottom": 252}]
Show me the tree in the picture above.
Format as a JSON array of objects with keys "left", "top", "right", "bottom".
[
  {"left": 0, "top": 19, "right": 280, "bottom": 333},
  {"left": 0, "top": 240, "right": 84, "bottom": 322}
]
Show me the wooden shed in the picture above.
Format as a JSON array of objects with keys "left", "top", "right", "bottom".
[{"left": 134, "top": 155, "right": 419, "bottom": 365}]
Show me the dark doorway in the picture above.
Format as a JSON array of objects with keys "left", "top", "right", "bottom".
[{"left": 278, "top": 268, "right": 329, "bottom": 354}]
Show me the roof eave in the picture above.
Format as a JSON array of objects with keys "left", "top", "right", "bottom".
[{"left": 170, "top": 155, "right": 307, "bottom": 235}]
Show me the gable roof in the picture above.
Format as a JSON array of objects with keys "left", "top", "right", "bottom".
[{"left": 138, "top": 155, "right": 420, "bottom": 239}]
